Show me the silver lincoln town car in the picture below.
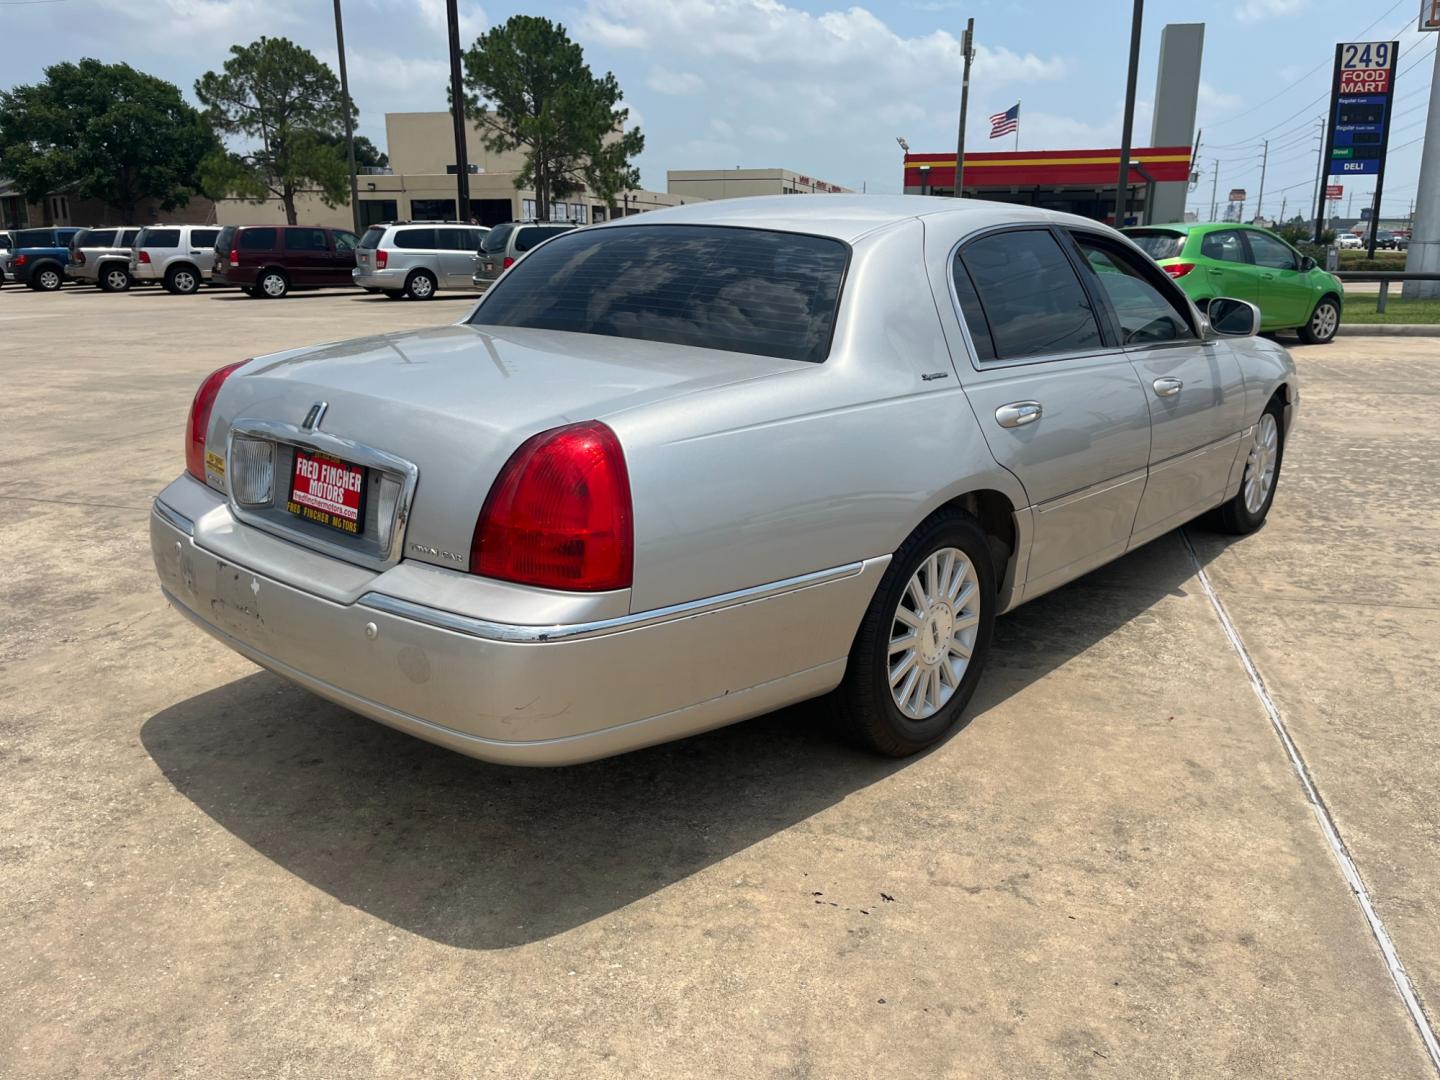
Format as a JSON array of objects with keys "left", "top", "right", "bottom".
[{"left": 151, "top": 195, "right": 1296, "bottom": 765}]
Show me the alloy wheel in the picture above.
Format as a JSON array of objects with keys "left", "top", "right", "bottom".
[
  {"left": 888, "top": 547, "right": 981, "bottom": 720},
  {"left": 262, "top": 273, "right": 287, "bottom": 298},
  {"left": 39, "top": 269, "right": 61, "bottom": 290},
  {"left": 1243, "top": 412, "right": 1279, "bottom": 514},
  {"left": 172, "top": 270, "right": 196, "bottom": 293},
  {"left": 1310, "top": 302, "right": 1338, "bottom": 341},
  {"left": 105, "top": 268, "right": 129, "bottom": 291}
]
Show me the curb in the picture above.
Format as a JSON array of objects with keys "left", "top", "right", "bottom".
[{"left": 1336, "top": 323, "right": 1440, "bottom": 337}]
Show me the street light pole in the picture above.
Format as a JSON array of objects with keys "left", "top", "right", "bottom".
[
  {"left": 332, "top": 0, "right": 360, "bottom": 234},
  {"left": 445, "top": 0, "right": 472, "bottom": 222},
  {"left": 1114, "top": 0, "right": 1144, "bottom": 227},
  {"left": 953, "top": 18, "right": 974, "bottom": 198}
]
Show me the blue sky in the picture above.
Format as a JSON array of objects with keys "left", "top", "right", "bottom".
[{"left": 3, "top": 0, "right": 1433, "bottom": 219}]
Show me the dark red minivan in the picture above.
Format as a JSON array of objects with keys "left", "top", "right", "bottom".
[{"left": 212, "top": 225, "right": 360, "bottom": 298}]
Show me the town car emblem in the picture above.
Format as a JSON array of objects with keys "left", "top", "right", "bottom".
[{"left": 302, "top": 401, "right": 328, "bottom": 431}]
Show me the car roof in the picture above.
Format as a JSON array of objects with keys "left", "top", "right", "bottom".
[{"left": 593, "top": 193, "right": 1093, "bottom": 244}]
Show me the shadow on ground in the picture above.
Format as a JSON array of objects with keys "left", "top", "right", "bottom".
[{"left": 142, "top": 529, "right": 1232, "bottom": 950}]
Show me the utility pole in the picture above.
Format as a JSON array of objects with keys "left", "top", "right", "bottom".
[
  {"left": 1210, "top": 158, "right": 1220, "bottom": 221},
  {"left": 953, "top": 18, "right": 974, "bottom": 198},
  {"left": 332, "top": 0, "right": 360, "bottom": 234},
  {"left": 445, "top": 0, "right": 472, "bottom": 222},
  {"left": 1404, "top": 40, "right": 1440, "bottom": 297},
  {"left": 1115, "top": 0, "right": 1144, "bottom": 227},
  {"left": 1312, "top": 113, "right": 1329, "bottom": 243},
  {"left": 1348, "top": 189, "right": 1355, "bottom": 217},
  {"left": 1279, "top": 195, "right": 1287, "bottom": 223},
  {"left": 1255, "top": 139, "right": 1268, "bottom": 223}
]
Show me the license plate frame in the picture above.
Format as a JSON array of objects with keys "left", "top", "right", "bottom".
[{"left": 286, "top": 448, "right": 367, "bottom": 537}]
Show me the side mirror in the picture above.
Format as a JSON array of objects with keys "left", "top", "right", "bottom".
[
  {"left": 1299, "top": 255, "right": 1316, "bottom": 272},
  {"left": 1206, "top": 297, "right": 1261, "bottom": 338}
]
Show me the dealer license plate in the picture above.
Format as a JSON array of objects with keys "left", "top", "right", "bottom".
[{"left": 286, "top": 448, "right": 366, "bottom": 536}]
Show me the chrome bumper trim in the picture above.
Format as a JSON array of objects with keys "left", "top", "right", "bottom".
[
  {"left": 358, "top": 560, "right": 871, "bottom": 644},
  {"left": 152, "top": 498, "right": 195, "bottom": 536}
]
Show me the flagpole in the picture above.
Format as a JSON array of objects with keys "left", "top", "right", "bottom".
[{"left": 1014, "top": 100, "right": 1020, "bottom": 152}]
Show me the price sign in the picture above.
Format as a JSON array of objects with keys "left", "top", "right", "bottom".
[
  {"left": 1325, "top": 184, "right": 1344, "bottom": 198},
  {"left": 1324, "top": 40, "right": 1399, "bottom": 178}
]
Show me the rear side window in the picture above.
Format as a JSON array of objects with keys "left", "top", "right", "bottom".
[
  {"left": 190, "top": 229, "right": 219, "bottom": 247},
  {"left": 79, "top": 230, "right": 116, "bottom": 247},
  {"left": 137, "top": 228, "right": 180, "bottom": 248},
  {"left": 359, "top": 226, "right": 385, "bottom": 249},
  {"left": 394, "top": 228, "right": 437, "bottom": 249},
  {"left": 1125, "top": 229, "right": 1185, "bottom": 261},
  {"left": 473, "top": 224, "right": 849, "bottom": 365},
  {"left": 436, "top": 227, "right": 471, "bottom": 251},
  {"left": 1200, "top": 230, "right": 1246, "bottom": 263},
  {"left": 283, "top": 227, "right": 328, "bottom": 252},
  {"left": 239, "top": 228, "right": 277, "bottom": 251},
  {"left": 481, "top": 223, "right": 514, "bottom": 253},
  {"left": 958, "top": 229, "right": 1103, "bottom": 361}
]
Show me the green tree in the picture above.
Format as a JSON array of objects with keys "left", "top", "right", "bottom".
[
  {"left": 461, "top": 16, "right": 643, "bottom": 218},
  {"left": 314, "top": 131, "right": 388, "bottom": 170},
  {"left": 0, "top": 59, "right": 218, "bottom": 219},
  {"left": 195, "top": 37, "right": 353, "bottom": 225}
]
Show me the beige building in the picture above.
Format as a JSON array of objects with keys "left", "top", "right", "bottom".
[
  {"left": 666, "top": 168, "right": 852, "bottom": 201},
  {"left": 215, "top": 112, "right": 696, "bottom": 230}
]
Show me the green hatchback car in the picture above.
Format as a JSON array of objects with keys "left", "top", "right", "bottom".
[{"left": 1124, "top": 223, "right": 1343, "bottom": 344}]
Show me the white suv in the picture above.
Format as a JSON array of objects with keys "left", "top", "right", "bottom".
[{"left": 129, "top": 224, "right": 222, "bottom": 294}]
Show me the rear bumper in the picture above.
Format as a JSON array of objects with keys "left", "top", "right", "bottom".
[
  {"left": 212, "top": 265, "right": 256, "bottom": 287},
  {"left": 151, "top": 475, "right": 883, "bottom": 765},
  {"left": 352, "top": 267, "right": 408, "bottom": 289}
]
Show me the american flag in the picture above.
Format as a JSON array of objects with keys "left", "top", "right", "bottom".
[{"left": 989, "top": 103, "right": 1020, "bottom": 139}]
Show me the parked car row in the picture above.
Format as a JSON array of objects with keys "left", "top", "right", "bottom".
[{"left": 0, "top": 219, "right": 581, "bottom": 301}]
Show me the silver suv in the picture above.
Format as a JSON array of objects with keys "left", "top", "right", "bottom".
[
  {"left": 352, "top": 221, "right": 489, "bottom": 300},
  {"left": 129, "top": 224, "right": 221, "bottom": 294},
  {"left": 471, "top": 221, "right": 577, "bottom": 291},
  {"left": 69, "top": 226, "right": 142, "bottom": 291}
]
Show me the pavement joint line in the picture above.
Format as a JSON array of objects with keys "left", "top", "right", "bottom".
[
  {"left": 0, "top": 495, "right": 150, "bottom": 512},
  {"left": 1181, "top": 528, "right": 1440, "bottom": 1074}
]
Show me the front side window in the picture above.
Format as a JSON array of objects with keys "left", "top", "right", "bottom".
[
  {"left": 334, "top": 230, "right": 358, "bottom": 252},
  {"left": 136, "top": 228, "right": 180, "bottom": 249},
  {"left": 472, "top": 224, "right": 849, "bottom": 364},
  {"left": 957, "top": 229, "right": 1103, "bottom": 361},
  {"left": 239, "top": 227, "right": 277, "bottom": 251},
  {"left": 283, "top": 227, "right": 328, "bottom": 252},
  {"left": 1200, "top": 230, "right": 1246, "bottom": 263},
  {"left": 1246, "top": 231, "right": 1298, "bottom": 271},
  {"left": 1073, "top": 235, "right": 1194, "bottom": 345}
]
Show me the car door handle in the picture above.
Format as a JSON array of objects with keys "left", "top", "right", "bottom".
[
  {"left": 1153, "top": 377, "right": 1184, "bottom": 397},
  {"left": 995, "top": 401, "right": 1042, "bottom": 428}
]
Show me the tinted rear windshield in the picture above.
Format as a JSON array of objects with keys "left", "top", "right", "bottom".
[
  {"left": 137, "top": 228, "right": 181, "bottom": 248},
  {"left": 471, "top": 224, "right": 850, "bottom": 364},
  {"left": 359, "top": 226, "right": 385, "bottom": 249},
  {"left": 1126, "top": 229, "right": 1186, "bottom": 260},
  {"left": 480, "top": 223, "right": 514, "bottom": 253},
  {"left": 16, "top": 229, "right": 54, "bottom": 248}
]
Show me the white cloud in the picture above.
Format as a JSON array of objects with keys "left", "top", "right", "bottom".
[
  {"left": 94, "top": 0, "right": 297, "bottom": 40},
  {"left": 414, "top": 0, "right": 487, "bottom": 43},
  {"left": 1234, "top": 0, "right": 1307, "bottom": 24},
  {"left": 1198, "top": 80, "right": 1243, "bottom": 111},
  {"left": 646, "top": 68, "right": 705, "bottom": 95}
]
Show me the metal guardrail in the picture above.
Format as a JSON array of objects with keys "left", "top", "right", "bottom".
[{"left": 1336, "top": 270, "right": 1440, "bottom": 313}]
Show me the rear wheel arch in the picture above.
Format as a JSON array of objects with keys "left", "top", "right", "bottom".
[{"left": 889, "top": 488, "right": 1020, "bottom": 610}]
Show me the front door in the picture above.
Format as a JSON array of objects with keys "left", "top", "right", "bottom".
[
  {"left": 328, "top": 230, "right": 359, "bottom": 284},
  {"left": 1244, "top": 228, "right": 1311, "bottom": 329},
  {"left": 929, "top": 225, "right": 1153, "bottom": 602},
  {"left": 1068, "top": 230, "right": 1248, "bottom": 546}
]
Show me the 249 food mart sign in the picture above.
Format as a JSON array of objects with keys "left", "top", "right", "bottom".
[{"left": 1326, "top": 40, "right": 1399, "bottom": 177}]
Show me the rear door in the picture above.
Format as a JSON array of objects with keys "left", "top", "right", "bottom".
[
  {"left": 436, "top": 227, "right": 474, "bottom": 286},
  {"left": 282, "top": 226, "right": 330, "bottom": 287},
  {"left": 1243, "top": 229, "right": 1309, "bottom": 328},
  {"left": 930, "top": 223, "right": 1153, "bottom": 601},
  {"left": 1195, "top": 228, "right": 1258, "bottom": 306},
  {"left": 1067, "top": 229, "right": 1247, "bottom": 546}
]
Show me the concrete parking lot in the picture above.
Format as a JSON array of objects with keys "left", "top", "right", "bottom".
[{"left": 2, "top": 284, "right": 1438, "bottom": 1078}]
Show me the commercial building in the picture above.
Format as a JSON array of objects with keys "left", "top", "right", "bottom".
[
  {"left": 216, "top": 112, "right": 696, "bottom": 229},
  {"left": 902, "top": 22, "right": 1204, "bottom": 226},
  {"left": 666, "top": 169, "right": 852, "bottom": 200}
]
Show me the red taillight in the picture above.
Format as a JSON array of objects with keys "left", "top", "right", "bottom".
[
  {"left": 470, "top": 421, "right": 633, "bottom": 592},
  {"left": 502, "top": 256, "right": 515, "bottom": 269},
  {"left": 138, "top": 250, "right": 151, "bottom": 264},
  {"left": 375, "top": 248, "right": 388, "bottom": 269},
  {"left": 185, "top": 361, "right": 249, "bottom": 483},
  {"left": 74, "top": 250, "right": 86, "bottom": 265},
  {"left": 13, "top": 254, "right": 26, "bottom": 267},
  {"left": 1163, "top": 262, "right": 1196, "bottom": 279},
  {"left": 229, "top": 247, "right": 238, "bottom": 267}
]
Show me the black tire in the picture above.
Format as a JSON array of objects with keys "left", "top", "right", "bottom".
[
  {"left": 98, "top": 264, "right": 132, "bottom": 292},
  {"left": 382, "top": 289, "right": 405, "bottom": 300},
  {"left": 30, "top": 264, "right": 64, "bottom": 291},
  {"left": 1297, "top": 295, "right": 1340, "bottom": 345},
  {"left": 832, "top": 510, "right": 997, "bottom": 757},
  {"left": 164, "top": 264, "right": 200, "bottom": 295},
  {"left": 404, "top": 269, "right": 437, "bottom": 300},
  {"left": 1212, "top": 396, "right": 1285, "bottom": 535},
  {"left": 240, "top": 286, "right": 257, "bottom": 297},
  {"left": 256, "top": 268, "right": 289, "bottom": 299}
]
